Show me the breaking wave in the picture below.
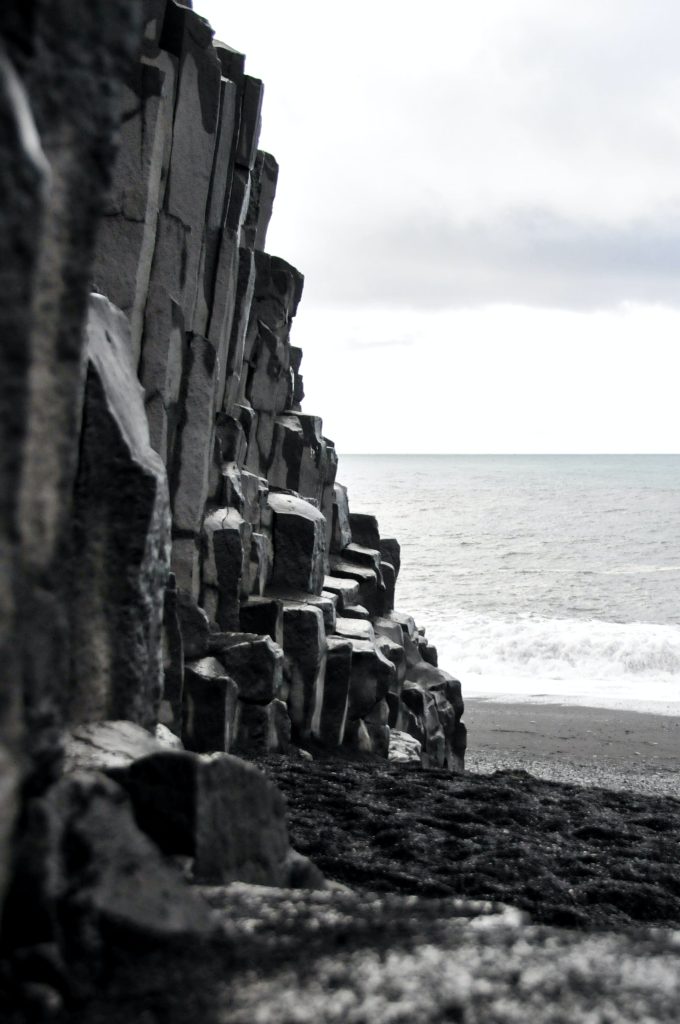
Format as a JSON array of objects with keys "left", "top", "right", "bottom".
[{"left": 435, "top": 612, "right": 680, "bottom": 702}]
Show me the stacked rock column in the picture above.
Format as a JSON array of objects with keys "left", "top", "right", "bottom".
[{"left": 86, "top": 0, "right": 466, "bottom": 768}]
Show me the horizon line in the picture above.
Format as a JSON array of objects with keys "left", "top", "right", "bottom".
[{"left": 339, "top": 451, "right": 680, "bottom": 457}]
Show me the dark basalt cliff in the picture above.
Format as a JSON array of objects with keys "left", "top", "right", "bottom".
[
  {"left": 0, "top": 0, "right": 467, "bottom": 1012},
  {"left": 4, "top": 5, "right": 679, "bottom": 1022}
]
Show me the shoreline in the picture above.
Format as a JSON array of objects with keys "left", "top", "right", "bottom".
[
  {"left": 464, "top": 698, "right": 680, "bottom": 797},
  {"left": 462, "top": 688, "right": 680, "bottom": 717}
]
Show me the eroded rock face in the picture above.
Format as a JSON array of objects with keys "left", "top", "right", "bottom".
[
  {"left": 182, "top": 657, "right": 239, "bottom": 753},
  {"left": 0, "top": 0, "right": 144, "bottom": 910},
  {"left": 0, "top": 0, "right": 468, "bottom": 1000},
  {"left": 3, "top": 770, "right": 212, "bottom": 998},
  {"left": 111, "top": 750, "right": 323, "bottom": 887},
  {"left": 268, "top": 493, "right": 326, "bottom": 595},
  {"left": 69, "top": 296, "right": 171, "bottom": 729}
]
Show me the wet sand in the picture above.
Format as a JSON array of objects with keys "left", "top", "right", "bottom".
[{"left": 465, "top": 699, "right": 680, "bottom": 797}]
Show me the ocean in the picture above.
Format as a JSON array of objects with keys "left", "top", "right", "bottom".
[{"left": 338, "top": 454, "right": 680, "bottom": 714}]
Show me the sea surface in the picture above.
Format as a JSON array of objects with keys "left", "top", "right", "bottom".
[{"left": 338, "top": 454, "right": 680, "bottom": 714}]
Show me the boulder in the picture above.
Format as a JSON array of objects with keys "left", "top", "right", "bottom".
[
  {"left": 347, "top": 640, "right": 395, "bottom": 721},
  {"left": 69, "top": 296, "right": 171, "bottom": 728},
  {"left": 318, "top": 638, "right": 352, "bottom": 748},
  {"left": 388, "top": 730, "right": 423, "bottom": 764},
  {"left": 3, "top": 772, "right": 211, "bottom": 989},
  {"left": 331, "top": 483, "right": 352, "bottom": 553},
  {"left": 111, "top": 750, "right": 322, "bottom": 887},
  {"left": 232, "top": 698, "right": 291, "bottom": 755},
  {"left": 407, "top": 662, "right": 464, "bottom": 721},
  {"left": 402, "top": 683, "right": 447, "bottom": 768},
  {"left": 282, "top": 604, "right": 327, "bottom": 741},
  {"left": 182, "top": 657, "right": 239, "bottom": 753},
  {"left": 348, "top": 512, "right": 380, "bottom": 551},
  {"left": 63, "top": 721, "right": 163, "bottom": 773},
  {"left": 268, "top": 493, "right": 326, "bottom": 595},
  {"left": 208, "top": 632, "right": 284, "bottom": 704}
]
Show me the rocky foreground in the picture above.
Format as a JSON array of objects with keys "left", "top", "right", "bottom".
[
  {"left": 253, "top": 756, "right": 680, "bottom": 930},
  {"left": 21, "top": 758, "right": 678, "bottom": 1024}
]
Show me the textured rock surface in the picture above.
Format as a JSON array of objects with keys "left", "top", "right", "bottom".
[
  {"left": 112, "top": 750, "right": 323, "bottom": 888},
  {"left": 63, "top": 720, "right": 164, "bottom": 772},
  {"left": 2, "top": 770, "right": 211, "bottom": 1006},
  {"left": 0, "top": 0, "right": 143, "bottom": 905},
  {"left": 182, "top": 657, "right": 239, "bottom": 753},
  {"left": 0, "top": 0, "right": 473, "bottom": 1012},
  {"left": 256, "top": 756, "right": 680, "bottom": 929},
  {"left": 70, "top": 296, "right": 171, "bottom": 728}
]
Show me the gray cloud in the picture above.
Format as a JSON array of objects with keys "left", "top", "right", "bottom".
[{"left": 302, "top": 207, "right": 680, "bottom": 310}]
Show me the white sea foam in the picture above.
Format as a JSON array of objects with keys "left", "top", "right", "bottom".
[
  {"left": 340, "top": 454, "right": 680, "bottom": 713},
  {"left": 433, "top": 612, "right": 680, "bottom": 713}
]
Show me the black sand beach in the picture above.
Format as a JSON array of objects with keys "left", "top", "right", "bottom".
[
  {"left": 465, "top": 699, "right": 680, "bottom": 796},
  {"left": 251, "top": 700, "right": 680, "bottom": 932}
]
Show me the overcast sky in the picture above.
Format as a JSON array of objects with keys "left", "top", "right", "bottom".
[{"left": 198, "top": 0, "right": 680, "bottom": 453}]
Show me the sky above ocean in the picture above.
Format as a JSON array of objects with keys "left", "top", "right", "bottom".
[{"left": 199, "top": 0, "right": 680, "bottom": 454}]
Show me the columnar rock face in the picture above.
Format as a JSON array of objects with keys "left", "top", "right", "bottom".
[
  {"left": 123, "top": 0, "right": 467, "bottom": 771},
  {"left": 0, "top": 0, "right": 467, "bottom": 987},
  {"left": 0, "top": 0, "right": 142, "bottom": 912}
]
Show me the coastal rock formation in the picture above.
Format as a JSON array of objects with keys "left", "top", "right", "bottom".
[
  {"left": 0, "top": 0, "right": 462, "bottom": 995},
  {"left": 81, "top": 0, "right": 465, "bottom": 773},
  {"left": 3, "top": 5, "right": 680, "bottom": 1024},
  {"left": 0, "top": 0, "right": 466, "bottom": 1011}
]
